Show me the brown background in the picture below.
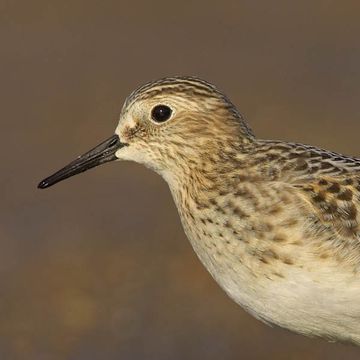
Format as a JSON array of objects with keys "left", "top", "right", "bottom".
[{"left": 2, "top": 1, "right": 360, "bottom": 359}]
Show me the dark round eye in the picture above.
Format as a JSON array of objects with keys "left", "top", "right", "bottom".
[{"left": 151, "top": 105, "right": 172, "bottom": 123}]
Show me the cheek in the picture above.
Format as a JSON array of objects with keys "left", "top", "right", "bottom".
[
  {"left": 115, "top": 141, "right": 166, "bottom": 174},
  {"left": 115, "top": 141, "right": 153, "bottom": 166}
]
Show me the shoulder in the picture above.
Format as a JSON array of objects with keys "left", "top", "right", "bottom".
[{"left": 251, "top": 139, "right": 360, "bottom": 183}]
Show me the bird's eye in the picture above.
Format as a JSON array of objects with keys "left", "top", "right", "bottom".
[{"left": 151, "top": 105, "right": 172, "bottom": 123}]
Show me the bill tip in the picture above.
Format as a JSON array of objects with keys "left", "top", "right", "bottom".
[{"left": 37, "top": 180, "right": 49, "bottom": 189}]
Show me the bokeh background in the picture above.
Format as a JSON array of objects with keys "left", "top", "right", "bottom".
[{"left": 2, "top": 1, "right": 360, "bottom": 359}]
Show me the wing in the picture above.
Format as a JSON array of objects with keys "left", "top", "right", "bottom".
[
  {"left": 294, "top": 173, "right": 360, "bottom": 239},
  {"left": 255, "top": 140, "right": 360, "bottom": 254}
]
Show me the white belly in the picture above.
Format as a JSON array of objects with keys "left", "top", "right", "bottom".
[{"left": 179, "top": 212, "right": 360, "bottom": 346}]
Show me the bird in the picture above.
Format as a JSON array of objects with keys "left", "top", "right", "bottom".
[{"left": 38, "top": 76, "right": 360, "bottom": 345}]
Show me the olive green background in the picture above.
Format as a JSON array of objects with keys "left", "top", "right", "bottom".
[{"left": 2, "top": 1, "right": 360, "bottom": 359}]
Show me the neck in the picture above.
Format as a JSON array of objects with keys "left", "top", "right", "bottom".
[{"left": 161, "top": 139, "right": 258, "bottom": 208}]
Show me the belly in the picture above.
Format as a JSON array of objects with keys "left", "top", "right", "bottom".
[
  {"left": 172, "top": 185, "right": 360, "bottom": 345},
  {"left": 183, "top": 219, "right": 360, "bottom": 345}
]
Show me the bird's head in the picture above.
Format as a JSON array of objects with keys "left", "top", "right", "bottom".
[{"left": 38, "top": 77, "right": 254, "bottom": 189}]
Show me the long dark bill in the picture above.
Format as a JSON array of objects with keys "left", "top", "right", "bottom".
[{"left": 38, "top": 134, "right": 126, "bottom": 189}]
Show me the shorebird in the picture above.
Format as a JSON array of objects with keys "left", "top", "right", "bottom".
[{"left": 39, "top": 76, "right": 360, "bottom": 345}]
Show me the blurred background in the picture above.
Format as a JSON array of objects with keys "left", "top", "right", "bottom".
[{"left": 2, "top": 1, "right": 360, "bottom": 359}]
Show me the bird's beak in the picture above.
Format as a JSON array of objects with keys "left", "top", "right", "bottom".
[{"left": 38, "top": 134, "right": 126, "bottom": 189}]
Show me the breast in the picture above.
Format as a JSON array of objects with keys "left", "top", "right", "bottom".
[{"left": 170, "top": 182, "right": 360, "bottom": 344}]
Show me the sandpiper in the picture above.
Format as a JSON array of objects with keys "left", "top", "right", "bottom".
[{"left": 39, "top": 76, "right": 360, "bottom": 345}]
